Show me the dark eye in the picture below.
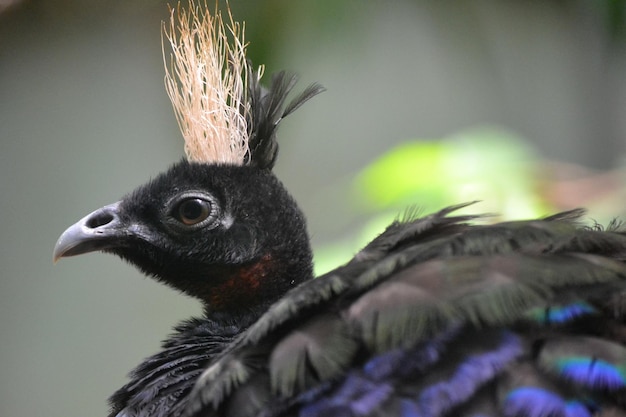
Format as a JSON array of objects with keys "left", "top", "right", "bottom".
[{"left": 176, "top": 198, "right": 211, "bottom": 225}]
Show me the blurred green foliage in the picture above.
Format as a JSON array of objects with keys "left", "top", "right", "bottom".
[
  {"left": 314, "top": 127, "right": 553, "bottom": 275},
  {"left": 356, "top": 127, "right": 548, "bottom": 217}
]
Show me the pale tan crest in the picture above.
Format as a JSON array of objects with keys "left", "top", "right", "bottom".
[{"left": 162, "top": 2, "right": 252, "bottom": 164}]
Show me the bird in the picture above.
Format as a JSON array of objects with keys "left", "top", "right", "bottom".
[{"left": 53, "top": 3, "right": 626, "bottom": 417}]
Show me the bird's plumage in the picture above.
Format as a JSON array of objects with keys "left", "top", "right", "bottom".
[
  {"left": 53, "top": 3, "right": 626, "bottom": 417},
  {"left": 179, "top": 205, "right": 626, "bottom": 417}
]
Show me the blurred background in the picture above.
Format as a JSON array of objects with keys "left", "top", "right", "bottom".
[{"left": 1, "top": 0, "right": 625, "bottom": 416}]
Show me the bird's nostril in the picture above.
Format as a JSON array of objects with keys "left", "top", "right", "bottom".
[{"left": 86, "top": 211, "right": 115, "bottom": 229}]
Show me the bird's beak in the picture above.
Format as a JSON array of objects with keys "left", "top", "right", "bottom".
[{"left": 53, "top": 201, "right": 126, "bottom": 263}]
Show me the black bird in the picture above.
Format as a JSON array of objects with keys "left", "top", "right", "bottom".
[{"left": 54, "top": 4, "right": 626, "bottom": 417}]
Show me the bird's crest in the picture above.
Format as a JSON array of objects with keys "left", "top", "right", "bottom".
[
  {"left": 163, "top": 2, "right": 252, "bottom": 165},
  {"left": 163, "top": 2, "right": 324, "bottom": 168}
]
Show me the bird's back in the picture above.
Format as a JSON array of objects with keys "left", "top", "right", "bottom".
[{"left": 184, "top": 204, "right": 626, "bottom": 417}]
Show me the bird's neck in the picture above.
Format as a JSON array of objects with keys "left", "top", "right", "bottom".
[
  {"left": 202, "top": 251, "right": 313, "bottom": 320},
  {"left": 203, "top": 253, "right": 277, "bottom": 315}
]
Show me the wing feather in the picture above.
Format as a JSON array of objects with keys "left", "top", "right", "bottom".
[{"left": 182, "top": 207, "right": 626, "bottom": 417}]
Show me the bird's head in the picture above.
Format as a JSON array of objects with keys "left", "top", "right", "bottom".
[
  {"left": 53, "top": 160, "right": 313, "bottom": 314},
  {"left": 53, "top": 4, "right": 322, "bottom": 315}
]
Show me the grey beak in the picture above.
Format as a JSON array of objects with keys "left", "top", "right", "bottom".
[{"left": 53, "top": 201, "right": 125, "bottom": 263}]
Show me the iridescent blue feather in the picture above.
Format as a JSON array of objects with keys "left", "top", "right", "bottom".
[{"left": 556, "top": 357, "right": 626, "bottom": 390}]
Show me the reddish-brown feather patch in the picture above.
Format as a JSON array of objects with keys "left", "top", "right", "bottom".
[{"left": 208, "top": 254, "right": 274, "bottom": 310}]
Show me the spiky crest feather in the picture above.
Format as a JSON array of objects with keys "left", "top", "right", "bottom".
[
  {"left": 162, "top": 2, "right": 324, "bottom": 169},
  {"left": 163, "top": 2, "right": 252, "bottom": 165}
]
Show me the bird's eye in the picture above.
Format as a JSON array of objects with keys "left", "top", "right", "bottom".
[
  {"left": 176, "top": 198, "right": 211, "bottom": 226},
  {"left": 165, "top": 192, "right": 220, "bottom": 232}
]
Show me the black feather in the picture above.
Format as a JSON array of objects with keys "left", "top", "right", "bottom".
[
  {"left": 179, "top": 212, "right": 626, "bottom": 417},
  {"left": 246, "top": 70, "right": 325, "bottom": 169}
]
